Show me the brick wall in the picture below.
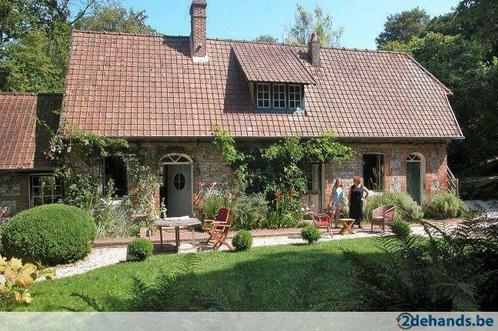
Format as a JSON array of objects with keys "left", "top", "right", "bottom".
[
  {"left": 0, "top": 141, "right": 450, "bottom": 216},
  {"left": 0, "top": 171, "right": 30, "bottom": 215},
  {"left": 323, "top": 142, "right": 448, "bottom": 206}
]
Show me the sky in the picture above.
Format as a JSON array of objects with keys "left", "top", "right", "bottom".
[{"left": 121, "top": 0, "right": 460, "bottom": 50}]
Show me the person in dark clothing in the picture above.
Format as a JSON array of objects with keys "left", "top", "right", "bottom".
[{"left": 349, "top": 176, "right": 369, "bottom": 228}]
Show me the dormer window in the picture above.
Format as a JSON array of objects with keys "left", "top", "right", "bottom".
[
  {"left": 273, "top": 84, "right": 286, "bottom": 109},
  {"left": 256, "top": 83, "right": 271, "bottom": 108},
  {"left": 254, "top": 82, "right": 304, "bottom": 112},
  {"left": 288, "top": 84, "right": 302, "bottom": 109}
]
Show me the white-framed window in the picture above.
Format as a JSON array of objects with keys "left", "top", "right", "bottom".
[
  {"left": 30, "top": 174, "right": 63, "bottom": 207},
  {"left": 272, "top": 84, "right": 286, "bottom": 109},
  {"left": 256, "top": 83, "right": 271, "bottom": 108},
  {"left": 288, "top": 84, "right": 302, "bottom": 109}
]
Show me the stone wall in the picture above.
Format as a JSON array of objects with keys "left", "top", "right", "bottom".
[
  {"left": 127, "top": 142, "right": 234, "bottom": 215},
  {"left": 0, "top": 171, "right": 30, "bottom": 215},
  {"left": 0, "top": 141, "right": 449, "bottom": 216},
  {"left": 323, "top": 142, "right": 448, "bottom": 206}
]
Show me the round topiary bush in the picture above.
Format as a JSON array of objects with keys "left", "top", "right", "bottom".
[
  {"left": 423, "top": 192, "right": 469, "bottom": 219},
  {"left": 364, "top": 193, "right": 423, "bottom": 223},
  {"left": 301, "top": 225, "right": 321, "bottom": 244},
  {"left": 232, "top": 230, "right": 253, "bottom": 251},
  {"left": 127, "top": 238, "right": 154, "bottom": 261},
  {"left": 1, "top": 204, "right": 96, "bottom": 266}
]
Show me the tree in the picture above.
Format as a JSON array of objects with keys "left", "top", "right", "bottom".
[
  {"left": 285, "top": 4, "right": 342, "bottom": 46},
  {"left": 74, "top": 1, "right": 156, "bottom": 34},
  {"left": 454, "top": 0, "right": 498, "bottom": 58},
  {"left": 0, "top": 0, "right": 156, "bottom": 92},
  {"left": 254, "top": 35, "right": 279, "bottom": 43},
  {"left": 376, "top": 7, "right": 430, "bottom": 46}
]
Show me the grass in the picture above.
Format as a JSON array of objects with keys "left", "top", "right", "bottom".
[{"left": 16, "top": 237, "right": 384, "bottom": 312}]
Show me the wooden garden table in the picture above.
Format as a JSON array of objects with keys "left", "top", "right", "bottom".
[
  {"left": 155, "top": 217, "right": 201, "bottom": 252},
  {"left": 338, "top": 218, "right": 355, "bottom": 235}
]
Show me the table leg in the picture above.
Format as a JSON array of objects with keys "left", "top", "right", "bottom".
[
  {"left": 159, "top": 226, "right": 163, "bottom": 251},
  {"left": 175, "top": 226, "right": 180, "bottom": 252}
]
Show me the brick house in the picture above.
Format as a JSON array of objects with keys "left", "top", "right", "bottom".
[{"left": 0, "top": 0, "right": 463, "bottom": 217}]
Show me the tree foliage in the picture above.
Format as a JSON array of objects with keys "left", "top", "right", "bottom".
[
  {"left": 377, "top": 1, "right": 498, "bottom": 173},
  {"left": 254, "top": 35, "right": 279, "bottom": 43},
  {"left": 74, "top": 0, "right": 156, "bottom": 34},
  {"left": 285, "top": 4, "right": 342, "bottom": 46},
  {"left": 376, "top": 7, "right": 430, "bottom": 46},
  {"left": 0, "top": 0, "right": 155, "bottom": 92}
]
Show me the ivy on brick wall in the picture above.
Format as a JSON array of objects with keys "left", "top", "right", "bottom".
[
  {"left": 213, "top": 126, "right": 354, "bottom": 197},
  {"left": 48, "top": 130, "right": 129, "bottom": 210}
]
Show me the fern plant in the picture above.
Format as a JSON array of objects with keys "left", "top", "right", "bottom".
[{"left": 342, "top": 216, "right": 498, "bottom": 311}]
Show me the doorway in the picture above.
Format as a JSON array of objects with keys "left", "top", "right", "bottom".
[
  {"left": 406, "top": 153, "right": 424, "bottom": 204},
  {"left": 161, "top": 154, "right": 193, "bottom": 217}
]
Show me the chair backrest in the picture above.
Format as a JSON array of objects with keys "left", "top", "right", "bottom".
[
  {"left": 216, "top": 207, "right": 233, "bottom": 225},
  {"left": 384, "top": 205, "right": 396, "bottom": 221},
  {"left": 371, "top": 206, "right": 385, "bottom": 219}
]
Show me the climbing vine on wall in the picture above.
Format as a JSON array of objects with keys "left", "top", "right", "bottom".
[
  {"left": 213, "top": 126, "right": 354, "bottom": 197},
  {"left": 48, "top": 130, "right": 129, "bottom": 210}
]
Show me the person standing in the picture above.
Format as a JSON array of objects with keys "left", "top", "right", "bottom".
[
  {"left": 349, "top": 176, "right": 369, "bottom": 228},
  {"left": 329, "top": 179, "right": 344, "bottom": 226}
]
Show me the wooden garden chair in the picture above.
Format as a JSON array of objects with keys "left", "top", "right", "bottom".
[
  {"left": 203, "top": 207, "right": 234, "bottom": 250},
  {"left": 307, "top": 211, "right": 332, "bottom": 234},
  {"left": 370, "top": 205, "right": 396, "bottom": 233}
]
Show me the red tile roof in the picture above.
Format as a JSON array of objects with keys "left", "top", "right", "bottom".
[
  {"left": 0, "top": 93, "right": 61, "bottom": 170},
  {"left": 62, "top": 30, "right": 463, "bottom": 139},
  {"left": 233, "top": 43, "right": 316, "bottom": 84}
]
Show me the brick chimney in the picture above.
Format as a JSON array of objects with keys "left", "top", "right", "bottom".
[
  {"left": 190, "top": 0, "right": 208, "bottom": 63},
  {"left": 308, "top": 32, "right": 320, "bottom": 67}
]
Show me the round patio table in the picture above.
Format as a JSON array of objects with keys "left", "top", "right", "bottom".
[{"left": 155, "top": 217, "right": 201, "bottom": 252}]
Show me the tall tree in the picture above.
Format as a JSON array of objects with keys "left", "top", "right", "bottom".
[
  {"left": 74, "top": 1, "right": 156, "bottom": 34},
  {"left": 285, "top": 4, "right": 342, "bottom": 46},
  {"left": 254, "top": 35, "right": 279, "bottom": 43},
  {"left": 376, "top": 7, "right": 430, "bottom": 46}
]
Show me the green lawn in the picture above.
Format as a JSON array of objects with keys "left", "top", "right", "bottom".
[{"left": 17, "top": 237, "right": 384, "bottom": 311}]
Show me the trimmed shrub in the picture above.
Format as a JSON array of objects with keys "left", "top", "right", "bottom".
[
  {"left": 424, "top": 192, "right": 469, "bottom": 219},
  {"left": 364, "top": 193, "right": 423, "bottom": 223},
  {"left": 301, "top": 225, "right": 321, "bottom": 244},
  {"left": 1, "top": 204, "right": 96, "bottom": 266},
  {"left": 127, "top": 238, "right": 154, "bottom": 261},
  {"left": 232, "top": 230, "right": 253, "bottom": 251}
]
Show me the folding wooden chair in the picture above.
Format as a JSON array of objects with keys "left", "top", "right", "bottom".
[{"left": 203, "top": 207, "right": 234, "bottom": 250}]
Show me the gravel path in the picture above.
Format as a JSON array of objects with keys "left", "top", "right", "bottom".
[{"left": 53, "top": 247, "right": 127, "bottom": 279}]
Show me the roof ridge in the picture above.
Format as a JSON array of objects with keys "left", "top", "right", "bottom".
[
  {"left": 72, "top": 29, "right": 163, "bottom": 38},
  {"left": 0, "top": 92, "right": 37, "bottom": 96},
  {"left": 211, "top": 37, "right": 410, "bottom": 55},
  {"left": 72, "top": 29, "right": 411, "bottom": 56}
]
